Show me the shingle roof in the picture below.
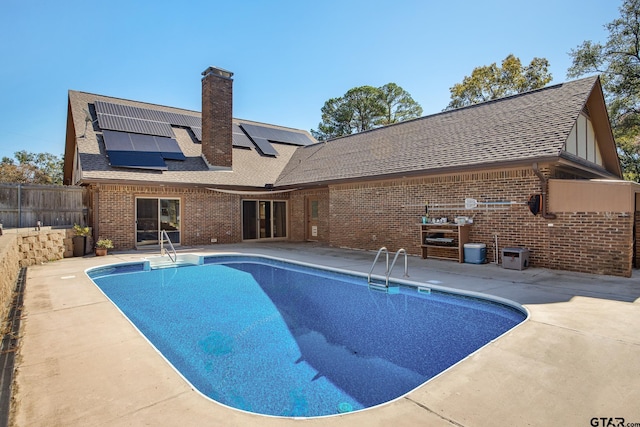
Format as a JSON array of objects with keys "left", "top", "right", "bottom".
[
  {"left": 68, "top": 76, "right": 613, "bottom": 189},
  {"left": 275, "top": 76, "right": 600, "bottom": 187},
  {"left": 67, "top": 90, "right": 313, "bottom": 188}
]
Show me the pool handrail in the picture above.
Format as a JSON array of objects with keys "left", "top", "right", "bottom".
[
  {"left": 388, "top": 248, "right": 409, "bottom": 284},
  {"left": 160, "top": 230, "right": 177, "bottom": 263},
  {"left": 368, "top": 247, "right": 389, "bottom": 286},
  {"left": 369, "top": 247, "right": 409, "bottom": 288}
]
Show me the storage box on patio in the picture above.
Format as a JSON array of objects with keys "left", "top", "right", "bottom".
[
  {"left": 464, "top": 243, "right": 486, "bottom": 264},
  {"left": 502, "top": 247, "right": 530, "bottom": 270}
]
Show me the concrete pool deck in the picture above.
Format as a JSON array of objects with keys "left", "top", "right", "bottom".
[{"left": 11, "top": 242, "right": 640, "bottom": 426}]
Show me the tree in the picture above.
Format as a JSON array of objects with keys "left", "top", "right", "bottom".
[
  {"left": 378, "top": 83, "right": 424, "bottom": 126},
  {"left": 567, "top": 0, "right": 640, "bottom": 181},
  {"left": 342, "top": 86, "right": 385, "bottom": 133},
  {"left": 0, "top": 151, "right": 64, "bottom": 184},
  {"left": 312, "top": 84, "right": 422, "bottom": 140},
  {"left": 312, "top": 97, "right": 354, "bottom": 141},
  {"left": 446, "top": 54, "right": 552, "bottom": 110}
]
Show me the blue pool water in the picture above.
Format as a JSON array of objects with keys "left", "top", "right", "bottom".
[{"left": 88, "top": 255, "right": 526, "bottom": 418}]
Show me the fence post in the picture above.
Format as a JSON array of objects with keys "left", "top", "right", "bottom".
[{"left": 17, "top": 184, "right": 21, "bottom": 228}]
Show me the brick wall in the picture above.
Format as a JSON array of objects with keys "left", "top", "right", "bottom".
[
  {"left": 94, "top": 184, "right": 136, "bottom": 249},
  {"left": 93, "top": 184, "right": 292, "bottom": 249},
  {"left": 320, "top": 168, "right": 635, "bottom": 277},
  {"left": 183, "top": 189, "right": 239, "bottom": 245},
  {"left": 87, "top": 169, "right": 635, "bottom": 277},
  {"left": 328, "top": 169, "right": 543, "bottom": 258},
  {"left": 93, "top": 184, "right": 244, "bottom": 248},
  {"left": 289, "top": 188, "right": 330, "bottom": 242},
  {"left": 547, "top": 212, "right": 634, "bottom": 277}
]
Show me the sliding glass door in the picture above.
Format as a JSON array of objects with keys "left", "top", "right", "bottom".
[
  {"left": 136, "top": 198, "right": 180, "bottom": 246},
  {"left": 242, "top": 200, "right": 287, "bottom": 240}
]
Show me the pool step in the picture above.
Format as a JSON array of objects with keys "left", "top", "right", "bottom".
[
  {"left": 145, "top": 254, "right": 203, "bottom": 270},
  {"left": 367, "top": 282, "right": 400, "bottom": 294}
]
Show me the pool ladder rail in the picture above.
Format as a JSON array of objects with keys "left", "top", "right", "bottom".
[
  {"left": 368, "top": 247, "right": 409, "bottom": 292},
  {"left": 160, "top": 230, "right": 177, "bottom": 263},
  {"left": 145, "top": 231, "right": 204, "bottom": 269}
]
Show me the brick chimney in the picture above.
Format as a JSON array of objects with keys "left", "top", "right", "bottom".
[{"left": 201, "top": 66, "right": 234, "bottom": 169}]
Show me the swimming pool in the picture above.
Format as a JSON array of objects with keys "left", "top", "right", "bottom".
[{"left": 87, "top": 254, "right": 527, "bottom": 418}]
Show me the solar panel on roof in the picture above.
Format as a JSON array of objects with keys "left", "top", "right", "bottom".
[
  {"left": 166, "top": 112, "right": 201, "bottom": 128},
  {"left": 97, "top": 101, "right": 195, "bottom": 168},
  {"left": 102, "top": 130, "right": 134, "bottom": 151},
  {"left": 95, "top": 101, "right": 133, "bottom": 117},
  {"left": 251, "top": 137, "right": 279, "bottom": 156},
  {"left": 182, "top": 115, "right": 201, "bottom": 128},
  {"left": 190, "top": 127, "right": 202, "bottom": 142},
  {"left": 106, "top": 150, "right": 167, "bottom": 170},
  {"left": 103, "top": 130, "right": 186, "bottom": 165},
  {"left": 232, "top": 124, "right": 253, "bottom": 148},
  {"left": 144, "top": 109, "right": 167, "bottom": 122},
  {"left": 130, "top": 133, "right": 159, "bottom": 152},
  {"left": 155, "top": 136, "right": 186, "bottom": 160},
  {"left": 190, "top": 124, "right": 255, "bottom": 148},
  {"left": 97, "top": 113, "right": 175, "bottom": 138},
  {"left": 240, "top": 123, "right": 313, "bottom": 146},
  {"left": 96, "top": 100, "right": 164, "bottom": 123},
  {"left": 154, "top": 136, "right": 182, "bottom": 154},
  {"left": 96, "top": 100, "right": 201, "bottom": 129},
  {"left": 164, "top": 112, "right": 187, "bottom": 127},
  {"left": 96, "top": 100, "right": 314, "bottom": 160}
]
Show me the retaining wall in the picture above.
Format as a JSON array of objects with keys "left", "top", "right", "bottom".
[
  {"left": 0, "top": 229, "right": 76, "bottom": 325},
  {"left": 0, "top": 234, "right": 20, "bottom": 330}
]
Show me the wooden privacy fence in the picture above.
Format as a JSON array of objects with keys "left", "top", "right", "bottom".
[{"left": 0, "top": 184, "right": 87, "bottom": 229}]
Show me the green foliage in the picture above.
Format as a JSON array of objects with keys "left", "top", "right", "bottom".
[
  {"left": 73, "top": 223, "right": 90, "bottom": 236},
  {"left": 568, "top": 0, "right": 640, "bottom": 181},
  {"left": 95, "top": 238, "right": 114, "bottom": 249},
  {"left": 446, "top": 54, "right": 552, "bottom": 110},
  {"left": 378, "top": 83, "right": 424, "bottom": 126},
  {"left": 0, "top": 150, "right": 64, "bottom": 184},
  {"left": 612, "top": 107, "right": 640, "bottom": 181},
  {"left": 312, "top": 83, "right": 422, "bottom": 140},
  {"left": 616, "top": 131, "right": 640, "bottom": 181}
]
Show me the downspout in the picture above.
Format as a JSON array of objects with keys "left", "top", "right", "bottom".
[{"left": 532, "top": 163, "right": 556, "bottom": 219}]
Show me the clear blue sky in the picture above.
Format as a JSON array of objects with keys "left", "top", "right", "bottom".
[{"left": 0, "top": 0, "right": 620, "bottom": 161}]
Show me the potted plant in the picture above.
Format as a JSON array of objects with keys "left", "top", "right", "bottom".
[
  {"left": 72, "top": 224, "right": 90, "bottom": 257},
  {"left": 95, "top": 238, "right": 113, "bottom": 256}
]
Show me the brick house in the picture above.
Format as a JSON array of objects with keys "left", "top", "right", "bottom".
[{"left": 64, "top": 67, "right": 640, "bottom": 277}]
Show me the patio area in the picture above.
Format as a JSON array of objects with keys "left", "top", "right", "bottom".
[{"left": 10, "top": 242, "right": 640, "bottom": 426}]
